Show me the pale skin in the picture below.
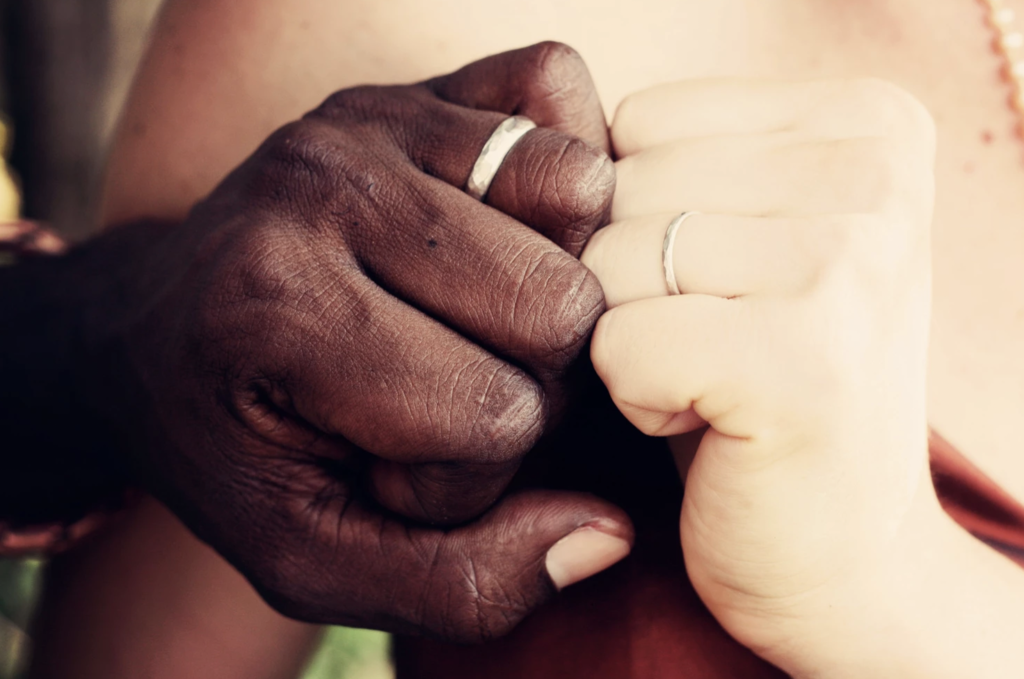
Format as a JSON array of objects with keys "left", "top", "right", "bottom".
[
  {"left": 584, "top": 78, "right": 1024, "bottom": 677},
  {"left": 30, "top": 0, "right": 1024, "bottom": 676}
]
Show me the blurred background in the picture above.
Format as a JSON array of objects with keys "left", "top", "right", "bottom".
[{"left": 0, "top": 0, "right": 393, "bottom": 676}]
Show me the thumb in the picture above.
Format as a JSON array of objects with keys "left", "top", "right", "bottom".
[{"left": 252, "top": 488, "right": 633, "bottom": 643}]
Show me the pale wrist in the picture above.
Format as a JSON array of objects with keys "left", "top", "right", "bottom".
[{"left": 764, "top": 483, "right": 1024, "bottom": 679}]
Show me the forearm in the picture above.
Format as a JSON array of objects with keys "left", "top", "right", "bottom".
[
  {"left": 0, "top": 221, "right": 174, "bottom": 524},
  {"left": 771, "top": 482, "right": 1024, "bottom": 679}
]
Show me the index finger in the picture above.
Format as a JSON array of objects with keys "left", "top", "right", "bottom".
[
  {"left": 611, "top": 78, "right": 931, "bottom": 156},
  {"left": 428, "top": 42, "right": 611, "bottom": 154}
]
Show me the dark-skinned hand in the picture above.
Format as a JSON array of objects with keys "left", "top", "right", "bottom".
[{"left": 80, "top": 42, "right": 634, "bottom": 642}]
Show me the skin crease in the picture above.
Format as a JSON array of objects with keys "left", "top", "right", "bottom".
[{"left": 28, "top": 0, "right": 1024, "bottom": 677}]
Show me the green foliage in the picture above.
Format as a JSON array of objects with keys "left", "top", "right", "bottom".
[
  {"left": 0, "top": 560, "right": 42, "bottom": 630},
  {"left": 302, "top": 627, "right": 394, "bottom": 679},
  {"left": 0, "top": 558, "right": 42, "bottom": 679}
]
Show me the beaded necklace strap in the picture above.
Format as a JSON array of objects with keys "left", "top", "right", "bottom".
[{"left": 979, "top": 0, "right": 1024, "bottom": 138}]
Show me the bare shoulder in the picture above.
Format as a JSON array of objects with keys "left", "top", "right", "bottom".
[{"left": 101, "top": 0, "right": 528, "bottom": 224}]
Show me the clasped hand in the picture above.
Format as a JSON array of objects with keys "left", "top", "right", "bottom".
[
  {"left": 584, "top": 78, "right": 936, "bottom": 668},
  {"left": 112, "top": 43, "right": 632, "bottom": 642}
]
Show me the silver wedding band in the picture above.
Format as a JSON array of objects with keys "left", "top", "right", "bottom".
[
  {"left": 663, "top": 212, "right": 698, "bottom": 295},
  {"left": 465, "top": 115, "right": 537, "bottom": 201}
]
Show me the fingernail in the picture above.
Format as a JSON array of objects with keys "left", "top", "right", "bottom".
[{"left": 545, "top": 525, "right": 632, "bottom": 591}]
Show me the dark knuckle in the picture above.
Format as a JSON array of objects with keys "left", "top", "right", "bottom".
[
  {"left": 460, "top": 361, "right": 544, "bottom": 462},
  {"left": 311, "top": 84, "right": 388, "bottom": 124},
  {"left": 250, "top": 120, "right": 339, "bottom": 211},
  {"left": 526, "top": 41, "right": 587, "bottom": 86},
  {"left": 232, "top": 229, "right": 305, "bottom": 303},
  {"left": 525, "top": 255, "right": 605, "bottom": 371},
  {"left": 546, "top": 139, "right": 615, "bottom": 239}
]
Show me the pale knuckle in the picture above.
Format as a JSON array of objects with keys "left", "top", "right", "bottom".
[
  {"left": 804, "top": 216, "right": 879, "bottom": 286},
  {"left": 590, "top": 308, "right": 623, "bottom": 389},
  {"left": 851, "top": 78, "right": 935, "bottom": 141},
  {"left": 579, "top": 224, "right": 612, "bottom": 278},
  {"left": 833, "top": 137, "right": 911, "bottom": 213},
  {"left": 609, "top": 90, "right": 645, "bottom": 152},
  {"left": 631, "top": 413, "right": 669, "bottom": 437},
  {"left": 808, "top": 215, "right": 926, "bottom": 299}
]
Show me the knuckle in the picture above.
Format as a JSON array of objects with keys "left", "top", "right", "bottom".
[
  {"left": 231, "top": 227, "right": 307, "bottom": 303},
  {"left": 609, "top": 90, "right": 645, "bottom": 152},
  {"left": 502, "top": 131, "right": 614, "bottom": 254},
  {"left": 589, "top": 307, "right": 621, "bottom": 389},
  {"left": 522, "top": 41, "right": 589, "bottom": 91},
  {"left": 310, "top": 84, "right": 398, "bottom": 126},
  {"left": 447, "top": 358, "right": 545, "bottom": 462},
  {"left": 832, "top": 136, "right": 908, "bottom": 213},
  {"left": 513, "top": 250, "right": 606, "bottom": 373},
  {"left": 191, "top": 227, "right": 302, "bottom": 350},
  {"left": 808, "top": 216, "right": 869, "bottom": 269},
  {"left": 845, "top": 78, "right": 937, "bottom": 151},
  {"left": 546, "top": 138, "right": 616, "bottom": 246},
  {"left": 823, "top": 214, "right": 924, "bottom": 290},
  {"left": 250, "top": 120, "right": 340, "bottom": 212}
]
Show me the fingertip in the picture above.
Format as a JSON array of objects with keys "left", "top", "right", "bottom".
[
  {"left": 656, "top": 408, "right": 707, "bottom": 437},
  {"left": 486, "top": 130, "right": 614, "bottom": 256},
  {"left": 545, "top": 521, "right": 633, "bottom": 591},
  {"left": 618, "top": 401, "right": 681, "bottom": 437},
  {"left": 610, "top": 89, "right": 645, "bottom": 158},
  {"left": 589, "top": 306, "right": 621, "bottom": 381}
]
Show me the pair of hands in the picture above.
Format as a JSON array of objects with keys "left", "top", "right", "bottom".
[{"left": 113, "top": 40, "right": 937, "bottom": 657}]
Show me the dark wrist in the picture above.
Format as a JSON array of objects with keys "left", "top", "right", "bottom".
[{"left": 0, "top": 220, "right": 176, "bottom": 525}]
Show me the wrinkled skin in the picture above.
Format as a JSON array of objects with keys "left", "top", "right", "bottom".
[{"left": 100, "top": 43, "right": 633, "bottom": 642}]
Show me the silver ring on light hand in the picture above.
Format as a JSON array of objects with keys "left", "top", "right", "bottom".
[
  {"left": 662, "top": 212, "right": 699, "bottom": 295},
  {"left": 465, "top": 115, "right": 537, "bottom": 201}
]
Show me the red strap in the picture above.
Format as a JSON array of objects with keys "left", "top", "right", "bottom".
[{"left": 931, "top": 429, "right": 1024, "bottom": 566}]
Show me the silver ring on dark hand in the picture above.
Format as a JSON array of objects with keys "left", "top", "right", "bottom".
[{"left": 465, "top": 115, "right": 537, "bottom": 201}]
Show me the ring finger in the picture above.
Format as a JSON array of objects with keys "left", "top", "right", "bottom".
[{"left": 582, "top": 212, "right": 872, "bottom": 306}]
